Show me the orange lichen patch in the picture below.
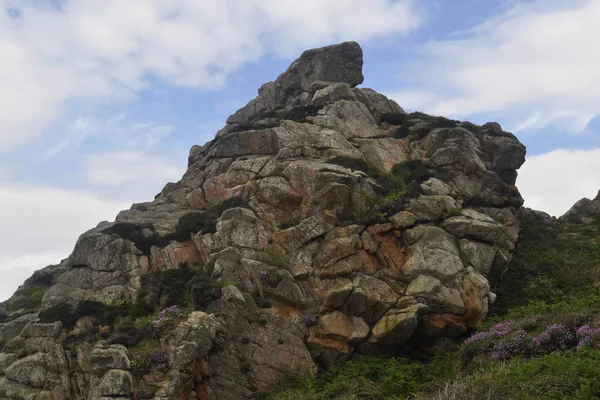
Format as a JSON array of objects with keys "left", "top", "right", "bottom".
[
  {"left": 311, "top": 337, "right": 349, "bottom": 353},
  {"left": 357, "top": 249, "right": 380, "bottom": 275},
  {"left": 421, "top": 314, "right": 468, "bottom": 337},
  {"left": 269, "top": 306, "right": 302, "bottom": 320}
]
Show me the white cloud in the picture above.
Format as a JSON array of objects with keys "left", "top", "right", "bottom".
[
  {"left": 0, "top": 0, "right": 422, "bottom": 152},
  {"left": 83, "top": 151, "right": 185, "bottom": 200},
  {"left": 390, "top": 0, "right": 600, "bottom": 132},
  {"left": 518, "top": 148, "right": 600, "bottom": 217},
  {"left": 0, "top": 183, "right": 129, "bottom": 300}
]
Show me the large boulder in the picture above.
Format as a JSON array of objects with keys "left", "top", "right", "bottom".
[{"left": 0, "top": 41, "right": 527, "bottom": 400}]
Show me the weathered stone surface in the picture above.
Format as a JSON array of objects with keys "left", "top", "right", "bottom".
[
  {"left": 345, "top": 274, "right": 400, "bottom": 324},
  {"left": 371, "top": 303, "right": 423, "bottom": 344},
  {"left": 316, "top": 312, "right": 370, "bottom": 343},
  {"left": 402, "top": 226, "right": 465, "bottom": 281},
  {"left": 389, "top": 211, "right": 417, "bottom": 229},
  {"left": 221, "top": 285, "right": 246, "bottom": 306},
  {"left": 96, "top": 369, "right": 133, "bottom": 397},
  {"left": 20, "top": 322, "right": 61, "bottom": 338},
  {"left": 89, "top": 346, "right": 131, "bottom": 375},
  {"left": 4, "top": 353, "right": 47, "bottom": 388},
  {"left": 562, "top": 190, "right": 600, "bottom": 221},
  {"left": 1, "top": 41, "right": 527, "bottom": 399},
  {"left": 323, "top": 279, "right": 354, "bottom": 309}
]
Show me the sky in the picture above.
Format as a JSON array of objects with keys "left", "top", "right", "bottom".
[{"left": 2, "top": 0, "right": 600, "bottom": 300}]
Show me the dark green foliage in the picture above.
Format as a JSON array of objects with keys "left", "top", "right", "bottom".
[
  {"left": 461, "top": 121, "right": 483, "bottom": 134},
  {"left": 422, "top": 349, "right": 600, "bottom": 400},
  {"left": 279, "top": 216, "right": 302, "bottom": 230},
  {"left": 260, "top": 356, "right": 439, "bottom": 399},
  {"left": 135, "top": 382, "right": 157, "bottom": 400},
  {"left": 8, "top": 286, "right": 45, "bottom": 311},
  {"left": 75, "top": 300, "right": 107, "bottom": 319},
  {"left": 39, "top": 302, "right": 78, "bottom": 330},
  {"left": 140, "top": 262, "right": 220, "bottom": 310},
  {"left": 106, "top": 198, "right": 249, "bottom": 254},
  {"left": 388, "top": 111, "right": 460, "bottom": 140},
  {"left": 494, "top": 214, "right": 600, "bottom": 315},
  {"left": 391, "top": 160, "right": 432, "bottom": 183},
  {"left": 103, "top": 222, "right": 167, "bottom": 256},
  {"left": 174, "top": 197, "right": 249, "bottom": 239}
]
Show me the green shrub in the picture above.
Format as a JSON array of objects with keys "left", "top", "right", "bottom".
[
  {"left": 105, "top": 198, "right": 250, "bottom": 254},
  {"left": 9, "top": 286, "right": 45, "bottom": 311},
  {"left": 494, "top": 214, "right": 600, "bottom": 315},
  {"left": 140, "top": 262, "right": 219, "bottom": 310},
  {"left": 260, "top": 356, "right": 437, "bottom": 399},
  {"left": 416, "top": 349, "right": 600, "bottom": 400},
  {"left": 174, "top": 197, "right": 250, "bottom": 239},
  {"left": 39, "top": 302, "right": 78, "bottom": 330}
]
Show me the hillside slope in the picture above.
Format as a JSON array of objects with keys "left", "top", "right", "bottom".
[{"left": 0, "top": 42, "right": 526, "bottom": 400}]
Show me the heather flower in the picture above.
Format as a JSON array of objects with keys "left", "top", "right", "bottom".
[
  {"left": 150, "top": 348, "right": 169, "bottom": 373},
  {"left": 462, "top": 321, "right": 518, "bottom": 359},
  {"left": 490, "top": 330, "right": 535, "bottom": 361},
  {"left": 258, "top": 267, "right": 280, "bottom": 286},
  {"left": 576, "top": 325, "right": 600, "bottom": 348},
  {"left": 533, "top": 324, "right": 575, "bottom": 352},
  {"left": 302, "top": 314, "right": 318, "bottom": 327},
  {"left": 150, "top": 305, "right": 185, "bottom": 335}
]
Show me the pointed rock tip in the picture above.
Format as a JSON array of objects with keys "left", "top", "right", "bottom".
[{"left": 280, "top": 41, "right": 364, "bottom": 93}]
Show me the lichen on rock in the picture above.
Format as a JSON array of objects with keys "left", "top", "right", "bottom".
[{"left": 0, "top": 41, "right": 527, "bottom": 399}]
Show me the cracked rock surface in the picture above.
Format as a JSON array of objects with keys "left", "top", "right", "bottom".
[{"left": 0, "top": 41, "right": 526, "bottom": 399}]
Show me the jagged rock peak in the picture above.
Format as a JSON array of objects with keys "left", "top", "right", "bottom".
[
  {"left": 226, "top": 41, "right": 365, "bottom": 125},
  {"left": 0, "top": 41, "right": 528, "bottom": 400},
  {"left": 561, "top": 189, "right": 600, "bottom": 221}
]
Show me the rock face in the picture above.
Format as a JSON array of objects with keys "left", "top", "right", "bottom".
[
  {"left": 561, "top": 190, "right": 600, "bottom": 222},
  {"left": 0, "top": 42, "right": 526, "bottom": 399}
]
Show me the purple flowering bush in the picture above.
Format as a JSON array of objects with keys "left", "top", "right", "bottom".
[
  {"left": 576, "top": 325, "right": 600, "bottom": 348},
  {"left": 533, "top": 324, "right": 576, "bottom": 352},
  {"left": 490, "top": 330, "right": 536, "bottom": 361},
  {"left": 462, "top": 321, "right": 516, "bottom": 358},
  {"left": 302, "top": 314, "right": 318, "bottom": 327},
  {"left": 150, "top": 347, "right": 169, "bottom": 373},
  {"left": 462, "top": 317, "right": 598, "bottom": 362},
  {"left": 150, "top": 305, "right": 185, "bottom": 336}
]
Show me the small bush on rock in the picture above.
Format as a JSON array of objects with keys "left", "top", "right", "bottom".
[{"left": 9, "top": 286, "right": 45, "bottom": 311}]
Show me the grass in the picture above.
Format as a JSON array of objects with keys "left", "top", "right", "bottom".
[
  {"left": 259, "top": 356, "right": 452, "bottom": 400},
  {"left": 493, "top": 214, "right": 600, "bottom": 315},
  {"left": 7, "top": 286, "right": 45, "bottom": 312},
  {"left": 415, "top": 349, "right": 600, "bottom": 400}
]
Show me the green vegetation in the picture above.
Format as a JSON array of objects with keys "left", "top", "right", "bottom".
[
  {"left": 140, "top": 261, "right": 220, "bottom": 310},
  {"left": 379, "top": 111, "right": 460, "bottom": 141},
  {"left": 7, "top": 286, "right": 45, "bottom": 312},
  {"left": 415, "top": 349, "right": 600, "bottom": 400},
  {"left": 105, "top": 197, "right": 250, "bottom": 255},
  {"left": 327, "top": 157, "right": 447, "bottom": 226},
  {"left": 0, "top": 391, "right": 26, "bottom": 400},
  {"left": 260, "top": 356, "right": 454, "bottom": 400},
  {"left": 494, "top": 214, "right": 600, "bottom": 314}
]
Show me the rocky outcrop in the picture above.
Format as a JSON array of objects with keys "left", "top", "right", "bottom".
[
  {"left": 0, "top": 41, "right": 526, "bottom": 399},
  {"left": 561, "top": 190, "right": 600, "bottom": 222}
]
